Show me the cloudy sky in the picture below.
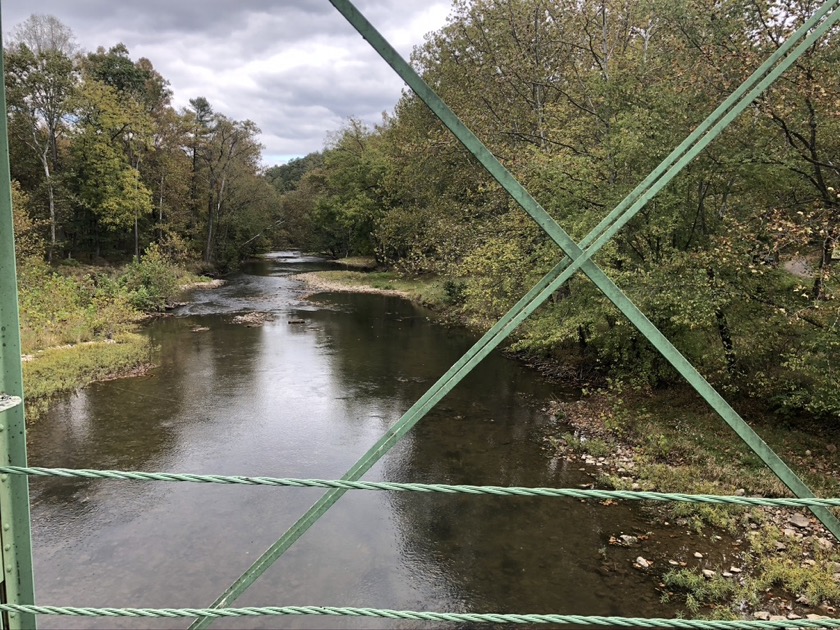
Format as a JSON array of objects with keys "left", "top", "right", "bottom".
[{"left": 2, "top": 1, "right": 453, "bottom": 165}]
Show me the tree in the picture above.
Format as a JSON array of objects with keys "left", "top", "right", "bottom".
[
  {"left": 197, "top": 113, "right": 262, "bottom": 263},
  {"left": 84, "top": 44, "right": 153, "bottom": 100},
  {"left": 70, "top": 79, "right": 154, "bottom": 256},
  {"left": 5, "top": 40, "right": 77, "bottom": 261},
  {"left": 10, "top": 14, "right": 77, "bottom": 57},
  {"left": 266, "top": 152, "right": 324, "bottom": 194}
]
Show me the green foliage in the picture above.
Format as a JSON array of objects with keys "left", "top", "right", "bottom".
[
  {"left": 17, "top": 247, "right": 188, "bottom": 354},
  {"left": 11, "top": 180, "right": 44, "bottom": 262},
  {"left": 18, "top": 259, "right": 121, "bottom": 351},
  {"left": 119, "top": 245, "right": 180, "bottom": 311},
  {"left": 7, "top": 18, "right": 278, "bottom": 270},
  {"left": 7, "top": 4, "right": 840, "bottom": 424},
  {"left": 560, "top": 433, "right": 613, "bottom": 458},
  {"left": 71, "top": 78, "right": 154, "bottom": 231},
  {"left": 442, "top": 279, "right": 467, "bottom": 306},
  {"left": 15, "top": 249, "right": 196, "bottom": 420},
  {"left": 266, "top": 152, "right": 324, "bottom": 194},
  {"left": 663, "top": 569, "right": 738, "bottom": 614},
  {"left": 753, "top": 557, "right": 840, "bottom": 606}
]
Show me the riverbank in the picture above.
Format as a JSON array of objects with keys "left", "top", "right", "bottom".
[
  {"left": 296, "top": 270, "right": 447, "bottom": 305},
  {"left": 548, "top": 388, "right": 840, "bottom": 621},
  {"left": 296, "top": 268, "right": 840, "bottom": 621},
  {"left": 23, "top": 334, "right": 154, "bottom": 421},
  {"left": 18, "top": 254, "right": 219, "bottom": 422}
]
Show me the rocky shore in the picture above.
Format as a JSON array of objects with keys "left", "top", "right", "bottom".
[{"left": 545, "top": 394, "right": 840, "bottom": 620}]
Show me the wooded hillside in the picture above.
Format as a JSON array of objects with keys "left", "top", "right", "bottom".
[
  {"left": 270, "top": 0, "right": 839, "bottom": 419},
  {"left": 6, "top": 15, "right": 282, "bottom": 272}
]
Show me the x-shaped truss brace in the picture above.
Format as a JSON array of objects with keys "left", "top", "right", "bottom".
[{"left": 191, "top": 2, "right": 840, "bottom": 626}]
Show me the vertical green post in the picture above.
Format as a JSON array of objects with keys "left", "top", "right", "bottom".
[{"left": 0, "top": 10, "right": 38, "bottom": 630}]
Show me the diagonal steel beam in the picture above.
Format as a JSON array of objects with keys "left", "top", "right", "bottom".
[
  {"left": 329, "top": 0, "right": 840, "bottom": 535},
  {"left": 191, "top": 2, "right": 840, "bottom": 626}
]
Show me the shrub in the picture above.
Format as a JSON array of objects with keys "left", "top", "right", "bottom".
[{"left": 120, "top": 245, "right": 180, "bottom": 311}]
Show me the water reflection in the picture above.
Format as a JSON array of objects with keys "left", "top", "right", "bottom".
[{"left": 26, "top": 254, "right": 676, "bottom": 628}]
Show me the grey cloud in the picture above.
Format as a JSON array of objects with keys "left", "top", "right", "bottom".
[{"left": 3, "top": 0, "right": 452, "bottom": 162}]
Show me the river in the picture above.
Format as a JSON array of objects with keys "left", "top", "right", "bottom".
[{"left": 26, "top": 253, "right": 678, "bottom": 628}]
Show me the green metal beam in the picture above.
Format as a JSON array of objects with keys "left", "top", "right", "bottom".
[
  {"left": 0, "top": 8, "right": 38, "bottom": 629},
  {"left": 330, "top": 0, "right": 840, "bottom": 535},
  {"left": 191, "top": 2, "right": 840, "bottom": 626}
]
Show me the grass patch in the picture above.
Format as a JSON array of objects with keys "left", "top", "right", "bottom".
[
  {"left": 556, "top": 432, "right": 614, "bottom": 458},
  {"left": 663, "top": 569, "right": 739, "bottom": 616},
  {"left": 300, "top": 271, "right": 448, "bottom": 307},
  {"left": 23, "top": 333, "right": 153, "bottom": 421},
  {"left": 335, "top": 256, "right": 378, "bottom": 270}
]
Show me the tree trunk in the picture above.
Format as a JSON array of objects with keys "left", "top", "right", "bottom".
[
  {"left": 158, "top": 172, "right": 165, "bottom": 242},
  {"left": 42, "top": 155, "right": 57, "bottom": 263},
  {"left": 205, "top": 174, "right": 226, "bottom": 264},
  {"left": 47, "top": 179, "right": 56, "bottom": 263},
  {"left": 715, "top": 308, "right": 738, "bottom": 376},
  {"left": 204, "top": 193, "right": 215, "bottom": 263},
  {"left": 811, "top": 228, "right": 835, "bottom": 301},
  {"left": 707, "top": 268, "right": 737, "bottom": 375}
]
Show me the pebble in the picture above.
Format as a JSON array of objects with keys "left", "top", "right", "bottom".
[
  {"left": 668, "top": 560, "right": 679, "bottom": 566},
  {"left": 783, "top": 528, "right": 799, "bottom": 538},
  {"left": 619, "top": 535, "right": 639, "bottom": 546},
  {"left": 693, "top": 552, "right": 703, "bottom": 559},
  {"left": 735, "top": 488, "right": 746, "bottom": 496},
  {"left": 788, "top": 513, "right": 811, "bottom": 528},
  {"left": 787, "top": 613, "right": 802, "bottom": 620},
  {"left": 729, "top": 566, "right": 742, "bottom": 573},
  {"left": 807, "top": 614, "right": 831, "bottom": 621},
  {"left": 635, "top": 556, "right": 650, "bottom": 569},
  {"left": 702, "top": 569, "right": 716, "bottom": 579},
  {"left": 752, "top": 612, "right": 770, "bottom": 621},
  {"left": 775, "top": 542, "right": 787, "bottom": 551},
  {"left": 631, "top": 482, "right": 640, "bottom": 490},
  {"left": 816, "top": 537, "right": 834, "bottom": 550},
  {"left": 722, "top": 571, "right": 732, "bottom": 578}
]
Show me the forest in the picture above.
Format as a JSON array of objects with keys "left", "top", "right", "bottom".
[
  {"left": 268, "top": 0, "right": 840, "bottom": 421},
  {"left": 7, "top": 2, "right": 840, "bottom": 421},
  {"left": 7, "top": 15, "right": 281, "bottom": 272}
]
